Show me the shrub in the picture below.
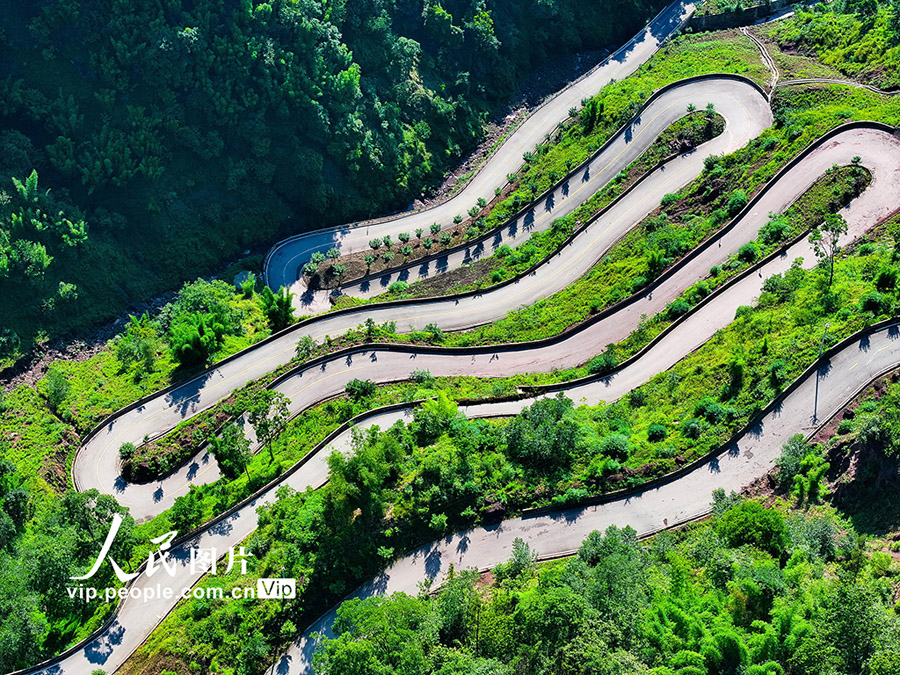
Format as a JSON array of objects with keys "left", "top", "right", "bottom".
[
  {"left": 345, "top": 378, "right": 376, "bottom": 401},
  {"left": 768, "top": 359, "right": 786, "bottom": 388},
  {"left": 666, "top": 299, "right": 690, "bottom": 320},
  {"left": 681, "top": 417, "right": 705, "bottom": 439},
  {"left": 775, "top": 434, "right": 812, "bottom": 490},
  {"left": 735, "top": 305, "right": 753, "bottom": 319},
  {"left": 424, "top": 323, "right": 443, "bottom": 342},
  {"left": 599, "top": 433, "right": 631, "bottom": 461},
  {"left": 504, "top": 394, "right": 578, "bottom": 468},
  {"left": 694, "top": 396, "right": 732, "bottom": 424},
  {"left": 398, "top": 232, "right": 410, "bottom": 243},
  {"left": 859, "top": 290, "right": 890, "bottom": 315},
  {"left": 837, "top": 419, "right": 853, "bottom": 434},
  {"left": 647, "top": 423, "right": 667, "bottom": 442},
  {"left": 44, "top": 367, "right": 71, "bottom": 411},
  {"left": 119, "top": 442, "right": 136, "bottom": 460},
  {"left": 588, "top": 351, "right": 617, "bottom": 375},
  {"left": 737, "top": 241, "right": 760, "bottom": 263},
  {"left": 760, "top": 214, "right": 791, "bottom": 244},
  {"left": 295, "top": 335, "right": 316, "bottom": 360},
  {"left": 496, "top": 244, "right": 512, "bottom": 258},
  {"left": 875, "top": 266, "right": 898, "bottom": 292},
  {"left": 627, "top": 388, "right": 647, "bottom": 407},
  {"left": 661, "top": 192, "right": 679, "bottom": 207},
  {"left": 716, "top": 501, "right": 789, "bottom": 559},
  {"left": 760, "top": 135, "right": 779, "bottom": 151},
  {"left": 704, "top": 154, "right": 721, "bottom": 172},
  {"left": 388, "top": 281, "right": 408, "bottom": 294},
  {"left": 726, "top": 190, "right": 749, "bottom": 216},
  {"left": 369, "top": 238, "right": 382, "bottom": 250},
  {"left": 410, "top": 369, "right": 435, "bottom": 386}
]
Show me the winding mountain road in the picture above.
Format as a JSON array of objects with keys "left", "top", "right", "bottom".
[
  {"left": 75, "top": 75, "right": 771, "bottom": 523},
  {"left": 37, "top": 119, "right": 900, "bottom": 675},
  {"left": 19, "top": 10, "right": 900, "bottom": 675},
  {"left": 263, "top": 1, "right": 696, "bottom": 307}
]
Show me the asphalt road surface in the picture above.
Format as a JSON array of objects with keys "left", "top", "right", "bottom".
[
  {"left": 23, "top": 5, "right": 900, "bottom": 672},
  {"left": 263, "top": 1, "right": 697, "bottom": 300},
  {"left": 73, "top": 75, "right": 771, "bottom": 523},
  {"left": 36, "top": 122, "right": 900, "bottom": 674}
]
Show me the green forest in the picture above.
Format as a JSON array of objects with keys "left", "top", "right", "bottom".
[
  {"left": 6, "top": 0, "right": 900, "bottom": 673},
  {"left": 315, "top": 505, "right": 900, "bottom": 675},
  {"left": 0, "top": 0, "right": 664, "bottom": 364}
]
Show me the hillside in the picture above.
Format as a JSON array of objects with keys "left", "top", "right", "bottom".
[{"left": 0, "top": 0, "right": 665, "bottom": 367}]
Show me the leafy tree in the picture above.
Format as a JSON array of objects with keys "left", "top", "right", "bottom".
[
  {"left": 505, "top": 394, "right": 580, "bottom": 469},
  {"left": 239, "top": 272, "right": 256, "bottom": 298},
  {"left": 809, "top": 213, "right": 848, "bottom": 288},
  {"left": 410, "top": 369, "right": 435, "bottom": 386},
  {"left": 246, "top": 389, "right": 290, "bottom": 462},
  {"left": 170, "top": 486, "right": 203, "bottom": 532},
  {"left": 295, "top": 335, "right": 316, "bottom": 361},
  {"left": 424, "top": 322, "right": 443, "bottom": 343},
  {"left": 118, "top": 442, "right": 136, "bottom": 461},
  {"left": 412, "top": 391, "right": 459, "bottom": 442},
  {"left": 258, "top": 286, "right": 295, "bottom": 331},
  {"left": 209, "top": 422, "right": 251, "bottom": 480},
  {"left": 716, "top": 501, "right": 789, "bottom": 559},
  {"left": 116, "top": 313, "right": 160, "bottom": 374},
  {"left": 345, "top": 378, "right": 376, "bottom": 402}
]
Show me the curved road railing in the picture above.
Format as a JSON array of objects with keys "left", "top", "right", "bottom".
[
  {"left": 15, "top": 44, "right": 900, "bottom": 675},
  {"left": 262, "top": 0, "right": 697, "bottom": 293},
  {"left": 22, "top": 116, "right": 900, "bottom": 674}
]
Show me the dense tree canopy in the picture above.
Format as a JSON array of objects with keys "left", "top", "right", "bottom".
[{"left": 0, "top": 0, "right": 665, "bottom": 360}]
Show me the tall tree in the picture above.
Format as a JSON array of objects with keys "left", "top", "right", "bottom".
[
  {"left": 246, "top": 390, "right": 291, "bottom": 462},
  {"left": 809, "top": 213, "right": 848, "bottom": 288}
]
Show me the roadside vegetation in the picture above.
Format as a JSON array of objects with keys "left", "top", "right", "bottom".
[
  {"left": 313, "top": 498, "right": 900, "bottom": 675},
  {"left": 326, "top": 27, "right": 769, "bottom": 297},
  {"left": 0, "top": 0, "right": 668, "bottom": 362},
  {"left": 7, "top": 7, "right": 900, "bottom": 673},
  {"left": 314, "top": 110, "right": 726, "bottom": 288},
  {"left": 361, "top": 85, "right": 900, "bottom": 334},
  {"left": 767, "top": 2, "right": 900, "bottom": 88},
  {"left": 120, "top": 216, "right": 900, "bottom": 673}
]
